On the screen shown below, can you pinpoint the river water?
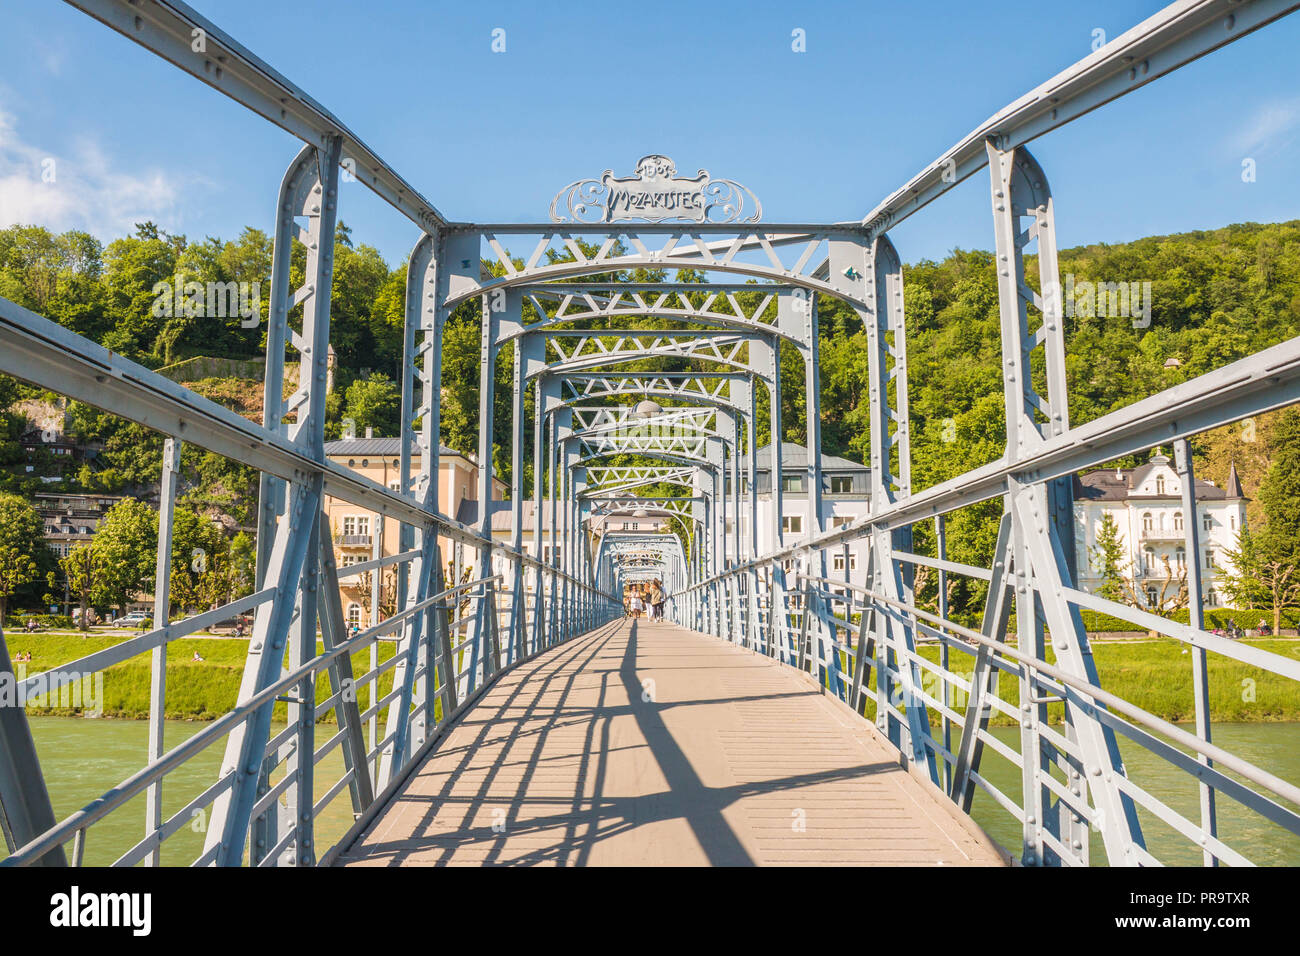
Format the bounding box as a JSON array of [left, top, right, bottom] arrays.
[[6, 717, 1299, 866]]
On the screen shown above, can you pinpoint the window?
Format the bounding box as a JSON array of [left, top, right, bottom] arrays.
[[342, 515, 371, 536], [1203, 513, 1213, 532], [781, 474, 804, 493], [832, 552, 858, 573], [1175, 548, 1185, 568], [1205, 549, 1215, 570], [1173, 511, 1183, 531], [388, 480, 402, 492], [832, 516, 853, 529], [1145, 586, 1158, 606], [1143, 548, 1155, 573], [829, 476, 852, 494], [347, 603, 363, 626], [1142, 512, 1153, 531], [1230, 515, 1236, 530], [1207, 589, 1218, 607], [341, 554, 365, 566], [1156, 475, 1165, 495], [782, 515, 803, 535]]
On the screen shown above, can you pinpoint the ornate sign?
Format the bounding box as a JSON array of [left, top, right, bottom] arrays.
[[550, 155, 762, 224]]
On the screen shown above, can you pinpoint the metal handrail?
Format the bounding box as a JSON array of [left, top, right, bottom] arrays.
[[0, 571, 618, 867], [795, 573, 1300, 810]]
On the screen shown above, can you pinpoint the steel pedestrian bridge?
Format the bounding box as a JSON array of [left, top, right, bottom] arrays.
[[2, 0, 1300, 868]]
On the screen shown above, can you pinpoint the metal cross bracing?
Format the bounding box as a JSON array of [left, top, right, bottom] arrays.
[[582, 466, 698, 498], [571, 406, 719, 435], [0, 0, 1298, 870], [545, 331, 757, 375]]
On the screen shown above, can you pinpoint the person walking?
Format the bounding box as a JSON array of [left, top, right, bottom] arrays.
[[629, 590, 644, 620], [652, 579, 666, 622], [647, 581, 663, 621]]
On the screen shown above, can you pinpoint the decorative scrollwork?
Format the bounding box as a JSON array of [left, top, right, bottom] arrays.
[[550, 155, 762, 224]]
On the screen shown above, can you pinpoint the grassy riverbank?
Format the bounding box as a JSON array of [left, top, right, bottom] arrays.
[[886, 637, 1300, 727], [6, 631, 1300, 725], [6, 631, 399, 722]]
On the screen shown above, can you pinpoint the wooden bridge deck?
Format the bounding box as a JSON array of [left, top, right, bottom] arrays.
[[335, 619, 1007, 867]]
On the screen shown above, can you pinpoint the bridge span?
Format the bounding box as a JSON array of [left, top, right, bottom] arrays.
[[2, 0, 1300, 873], [334, 620, 1004, 867]]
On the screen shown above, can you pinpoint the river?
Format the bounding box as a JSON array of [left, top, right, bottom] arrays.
[[6, 717, 1299, 866]]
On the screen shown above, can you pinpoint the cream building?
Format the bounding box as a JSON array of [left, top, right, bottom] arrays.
[[724, 442, 872, 586], [1073, 451, 1247, 610], [323, 436, 504, 628]]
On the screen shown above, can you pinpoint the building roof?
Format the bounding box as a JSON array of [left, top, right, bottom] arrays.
[[753, 442, 869, 473], [324, 437, 465, 459], [455, 500, 568, 533], [1075, 457, 1246, 503], [1225, 460, 1245, 498], [34, 492, 123, 501], [454, 499, 661, 533]]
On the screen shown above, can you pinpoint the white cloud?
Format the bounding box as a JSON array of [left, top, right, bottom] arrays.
[[1228, 98, 1300, 157], [0, 106, 199, 239], [37, 38, 68, 77]]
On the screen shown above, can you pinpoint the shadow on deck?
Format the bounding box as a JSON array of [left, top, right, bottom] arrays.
[[333, 619, 1007, 866]]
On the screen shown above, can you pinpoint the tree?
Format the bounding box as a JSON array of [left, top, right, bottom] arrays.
[[1132, 555, 1190, 618], [0, 493, 46, 621], [339, 373, 401, 438], [1221, 408, 1300, 634], [352, 568, 398, 622], [1256, 408, 1300, 560], [100, 223, 184, 362], [1222, 530, 1300, 636], [90, 498, 158, 615], [60, 543, 104, 631], [167, 510, 229, 616], [228, 532, 255, 602], [1089, 512, 1129, 603]]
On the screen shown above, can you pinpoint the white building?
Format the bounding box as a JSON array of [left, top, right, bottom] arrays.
[[724, 442, 872, 586], [1073, 452, 1246, 610]]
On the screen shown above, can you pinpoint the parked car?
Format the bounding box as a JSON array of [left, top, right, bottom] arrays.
[[113, 611, 151, 628], [214, 613, 254, 636]]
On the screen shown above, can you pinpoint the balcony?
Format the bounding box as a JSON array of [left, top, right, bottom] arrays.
[[1140, 527, 1185, 542], [336, 533, 372, 548]]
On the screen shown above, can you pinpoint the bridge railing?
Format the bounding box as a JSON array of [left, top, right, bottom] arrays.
[[671, 497, 1300, 866], [1, 558, 619, 868]]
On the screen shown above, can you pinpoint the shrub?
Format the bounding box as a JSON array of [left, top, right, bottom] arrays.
[[4, 613, 75, 630]]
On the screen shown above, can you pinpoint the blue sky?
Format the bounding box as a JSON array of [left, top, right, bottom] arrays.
[[1, 0, 1298, 268]]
